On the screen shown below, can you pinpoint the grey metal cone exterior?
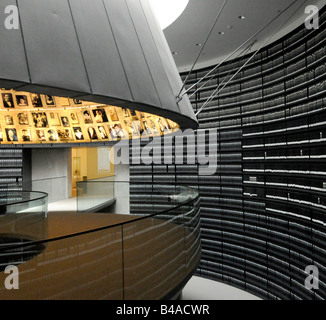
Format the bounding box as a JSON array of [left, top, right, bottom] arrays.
[[0, 0, 198, 130]]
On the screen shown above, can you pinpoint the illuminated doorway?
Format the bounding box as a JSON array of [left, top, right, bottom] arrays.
[[71, 146, 114, 197]]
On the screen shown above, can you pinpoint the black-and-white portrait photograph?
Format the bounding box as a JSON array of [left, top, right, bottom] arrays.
[[6, 128, 18, 142], [2, 93, 14, 108], [57, 129, 73, 141], [16, 95, 29, 107], [47, 129, 58, 142], [36, 130, 46, 141], [108, 108, 119, 122], [61, 116, 70, 127], [98, 126, 108, 139], [18, 113, 29, 125], [45, 95, 55, 106], [32, 112, 49, 128], [122, 108, 130, 118], [73, 127, 84, 140], [92, 109, 109, 123], [109, 123, 125, 140], [124, 120, 140, 138], [87, 127, 98, 140], [31, 93, 43, 108], [5, 115, 13, 125], [21, 129, 32, 142], [82, 110, 93, 124], [70, 112, 79, 124]]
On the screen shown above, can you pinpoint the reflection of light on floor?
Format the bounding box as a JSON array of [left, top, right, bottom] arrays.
[[48, 197, 77, 212], [48, 196, 115, 213], [182, 276, 261, 300], [17, 206, 45, 213]]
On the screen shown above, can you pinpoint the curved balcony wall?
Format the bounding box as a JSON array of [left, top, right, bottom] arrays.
[[130, 7, 326, 299], [0, 183, 201, 300]]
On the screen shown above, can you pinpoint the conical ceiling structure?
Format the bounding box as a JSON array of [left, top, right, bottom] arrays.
[[0, 0, 197, 145]]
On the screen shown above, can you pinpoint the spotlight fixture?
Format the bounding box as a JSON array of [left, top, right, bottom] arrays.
[[149, 0, 190, 30], [238, 15, 246, 20], [218, 31, 225, 35]]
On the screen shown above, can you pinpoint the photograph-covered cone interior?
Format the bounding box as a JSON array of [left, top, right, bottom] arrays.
[[0, 89, 179, 145]]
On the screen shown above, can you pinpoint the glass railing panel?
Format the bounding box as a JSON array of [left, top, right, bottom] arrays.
[[122, 215, 187, 300], [0, 192, 47, 242], [31, 177, 67, 204], [0, 191, 48, 284], [0, 183, 201, 300], [77, 181, 115, 212], [184, 197, 202, 274]]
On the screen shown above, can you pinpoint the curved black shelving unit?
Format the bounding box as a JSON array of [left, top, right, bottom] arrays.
[[130, 7, 326, 300]]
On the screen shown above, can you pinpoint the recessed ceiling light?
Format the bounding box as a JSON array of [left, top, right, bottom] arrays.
[[238, 15, 246, 20], [196, 43, 202, 46], [218, 31, 225, 35], [227, 25, 233, 29], [172, 51, 178, 55]]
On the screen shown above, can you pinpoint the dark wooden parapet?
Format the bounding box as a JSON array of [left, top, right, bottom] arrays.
[[0, 195, 200, 299]]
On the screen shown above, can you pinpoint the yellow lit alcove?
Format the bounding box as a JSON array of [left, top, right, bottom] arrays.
[[0, 89, 179, 145], [71, 147, 114, 197]]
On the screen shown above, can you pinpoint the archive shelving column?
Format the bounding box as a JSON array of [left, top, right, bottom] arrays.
[[130, 7, 326, 300], [0, 148, 24, 195]]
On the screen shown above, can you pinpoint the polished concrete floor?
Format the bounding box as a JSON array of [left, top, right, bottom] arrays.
[[48, 197, 78, 212]]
